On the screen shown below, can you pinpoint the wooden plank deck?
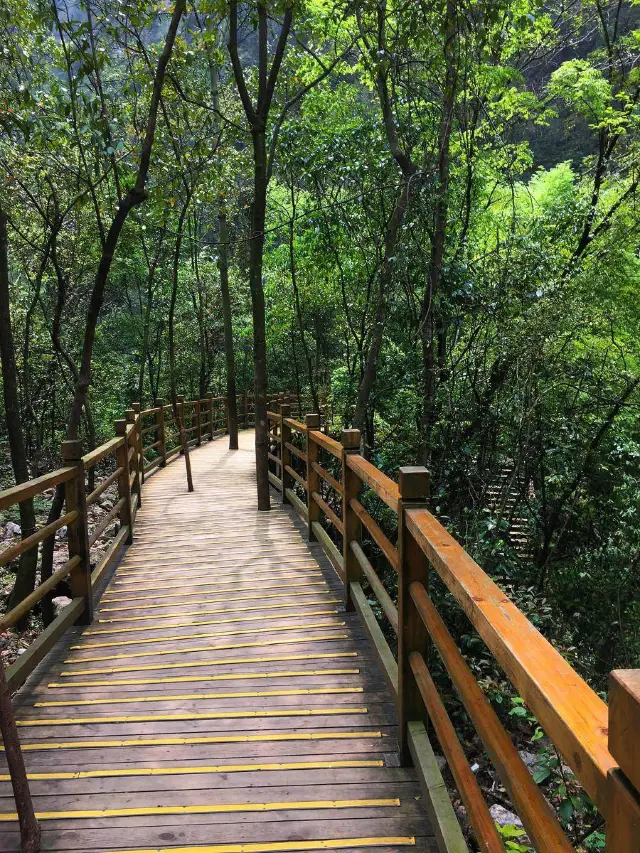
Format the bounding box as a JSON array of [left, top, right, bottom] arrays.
[[0, 432, 437, 853]]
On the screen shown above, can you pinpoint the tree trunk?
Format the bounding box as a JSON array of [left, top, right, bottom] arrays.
[[218, 209, 239, 449], [420, 0, 457, 465], [0, 208, 39, 617], [353, 179, 411, 443], [169, 196, 194, 493], [249, 128, 270, 510]]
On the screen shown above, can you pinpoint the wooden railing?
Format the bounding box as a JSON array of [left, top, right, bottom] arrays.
[[266, 404, 640, 852], [0, 389, 250, 852]]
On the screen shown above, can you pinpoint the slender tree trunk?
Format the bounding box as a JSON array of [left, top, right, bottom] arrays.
[[249, 128, 270, 510], [169, 195, 194, 493], [0, 208, 39, 616], [353, 179, 410, 442], [420, 0, 457, 465], [218, 209, 239, 449]]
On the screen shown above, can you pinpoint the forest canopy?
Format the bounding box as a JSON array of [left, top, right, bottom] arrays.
[[1, 0, 639, 815]]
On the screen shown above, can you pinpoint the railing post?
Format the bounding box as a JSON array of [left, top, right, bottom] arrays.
[[0, 664, 40, 853], [131, 403, 144, 486], [155, 398, 167, 466], [397, 465, 431, 764], [195, 399, 202, 446], [281, 404, 292, 504], [606, 670, 640, 850], [114, 420, 134, 544], [208, 394, 215, 440], [61, 439, 92, 624], [341, 429, 362, 610], [126, 409, 142, 503], [305, 413, 321, 541]]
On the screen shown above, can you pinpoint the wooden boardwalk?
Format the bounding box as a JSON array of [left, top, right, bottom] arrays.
[[1, 433, 436, 853]]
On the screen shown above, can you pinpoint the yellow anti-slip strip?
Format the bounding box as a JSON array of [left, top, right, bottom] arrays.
[[0, 798, 401, 822], [64, 633, 349, 665], [114, 568, 320, 586], [86, 608, 340, 636], [48, 667, 360, 688], [102, 839, 415, 853], [59, 651, 358, 677], [109, 572, 320, 594], [12, 730, 383, 753], [2, 759, 384, 782], [36, 686, 364, 707], [102, 580, 326, 605], [98, 594, 338, 621], [17, 707, 368, 727], [100, 589, 333, 614], [71, 620, 345, 651]]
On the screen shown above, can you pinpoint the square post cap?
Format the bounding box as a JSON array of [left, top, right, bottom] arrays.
[[305, 413, 320, 429], [125, 409, 136, 422], [132, 402, 141, 412], [114, 419, 127, 436], [341, 429, 361, 451], [280, 403, 291, 416], [399, 466, 430, 500], [154, 398, 164, 406], [61, 439, 83, 461]]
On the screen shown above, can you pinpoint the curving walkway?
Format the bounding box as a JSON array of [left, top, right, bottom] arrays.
[[0, 432, 436, 853]]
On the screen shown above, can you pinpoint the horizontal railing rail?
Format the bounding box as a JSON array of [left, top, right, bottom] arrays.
[[264, 400, 640, 852]]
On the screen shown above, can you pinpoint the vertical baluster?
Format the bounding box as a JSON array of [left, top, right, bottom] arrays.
[[341, 428, 362, 608], [155, 398, 167, 466], [114, 420, 134, 543], [61, 440, 92, 624], [195, 399, 202, 446], [126, 409, 142, 503], [207, 393, 214, 440], [131, 403, 144, 486], [305, 413, 320, 541], [397, 465, 431, 763]]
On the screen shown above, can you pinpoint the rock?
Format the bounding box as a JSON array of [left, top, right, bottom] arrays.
[[490, 804, 523, 828], [518, 751, 537, 768], [52, 596, 72, 616], [3, 521, 21, 537], [56, 526, 68, 540]]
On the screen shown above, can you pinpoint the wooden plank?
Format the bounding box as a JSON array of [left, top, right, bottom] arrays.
[[309, 430, 342, 459], [311, 522, 344, 581], [0, 510, 78, 568], [82, 437, 124, 470], [6, 598, 85, 692], [0, 555, 80, 631], [312, 461, 343, 495], [405, 506, 614, 811], [285, 488, 308, 523], [0, 467, 76, 512], [346, 456, 399, 513], [407, 722, 467, 853], [91, 525, 131, 589], [350, 582, 397, 700], [313, 492, 344, 535], [351, 541, 398, 633], [410, 582, 572, 851], [409, 652, 503, 852], [350, 499, 398, 572]]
